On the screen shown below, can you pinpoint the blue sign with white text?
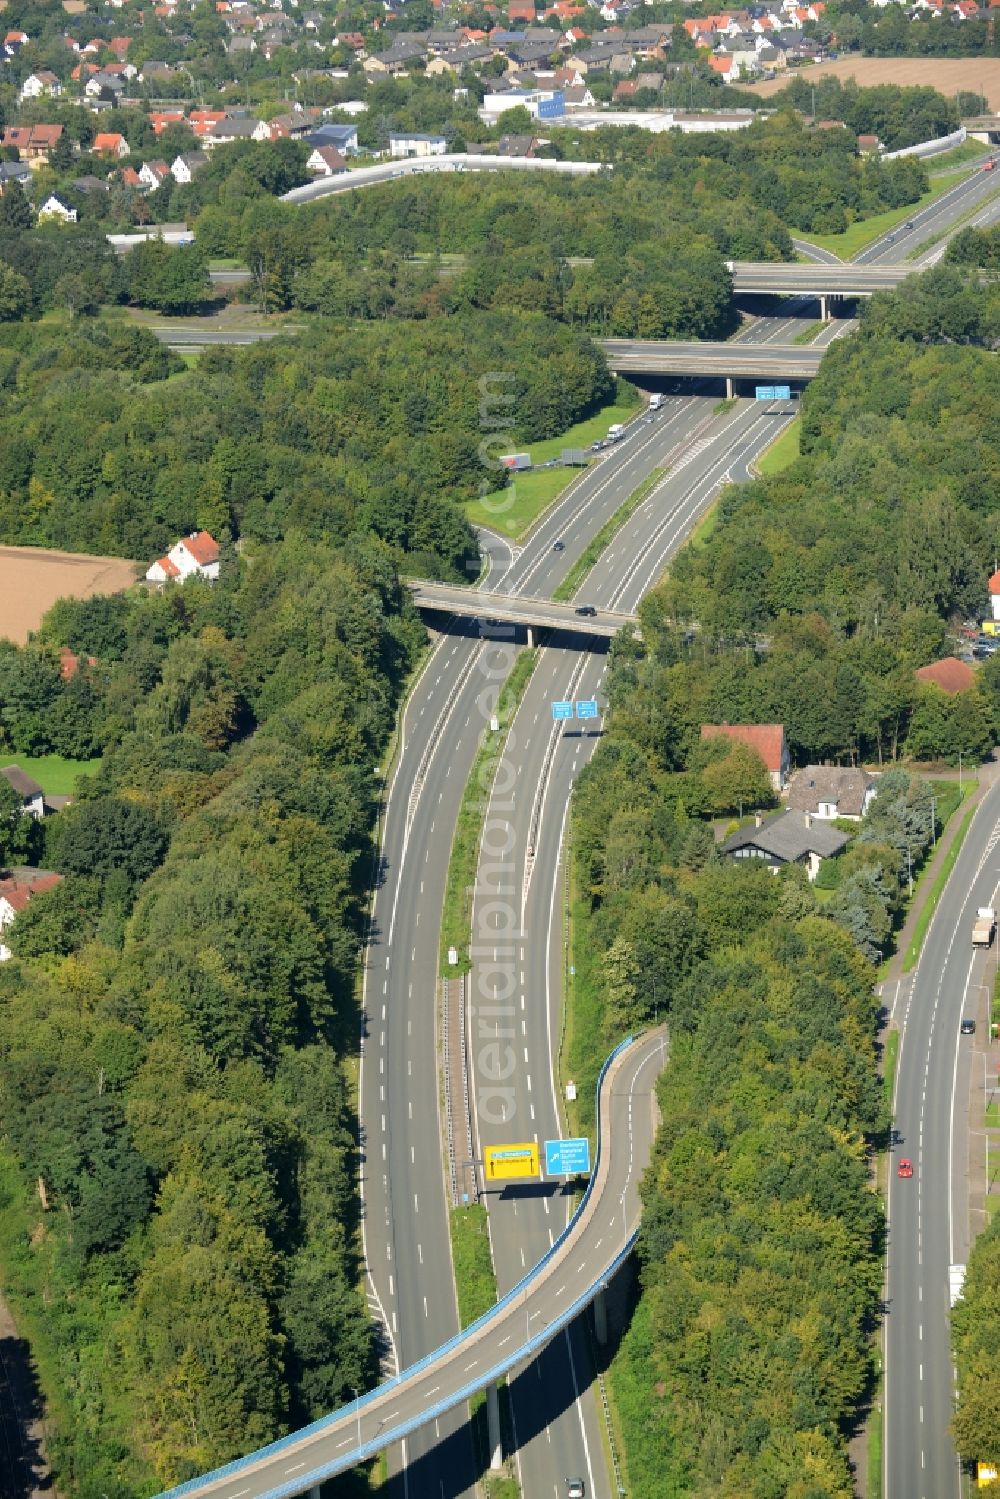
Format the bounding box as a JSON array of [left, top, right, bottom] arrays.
[[576, 699, 599, 720], [756, 385, 791, 402], [544, 1137, 592, 1176], [551, 700, 573, 721]]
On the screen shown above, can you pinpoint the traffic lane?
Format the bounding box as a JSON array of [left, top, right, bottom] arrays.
[[886, 786, 1000, 1499], [587, 406, 792, 612], [467, 644, 611, 1497], [858, 166, 996, 264], [155, 1031, 667, 1499], [502, 396, 717, 601]]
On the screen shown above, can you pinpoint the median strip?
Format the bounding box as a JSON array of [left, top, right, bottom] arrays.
[[552, 467, 668, 604], [439, 649, 538, 977]]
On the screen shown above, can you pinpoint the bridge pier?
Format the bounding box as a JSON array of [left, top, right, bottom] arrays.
[[310, 1486, 322, 1498], [820, 294, 829, 321], [725, 376, 733, 400], [487, 1381, 503, 1470], [527, 625, 536, 648], [593, 1287, 608, 1346]]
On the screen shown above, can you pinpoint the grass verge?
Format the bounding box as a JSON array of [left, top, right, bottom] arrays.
[[754, 418, 801, 477], [439, 649, 538, 977], [449, 1204, 497, 1328], [867, 1390, 883, 1499], [882, 1029, 900, 1120], [901, 783, 975, 973], [467, 389, 644, 541], [7, 753, 101, 796], [552, 466, 667, 603], [798, 165, 983, 260], [792, 321, 825, 345], [563, 869, 609, 1143]]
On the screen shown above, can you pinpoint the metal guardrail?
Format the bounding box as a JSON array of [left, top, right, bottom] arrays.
[[157, 1033, 641, 1498]]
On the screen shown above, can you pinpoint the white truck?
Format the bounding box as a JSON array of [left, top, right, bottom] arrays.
[[607, 423, 625, 442], [972, 906, 995, 947], [648, 393, 664, 410]]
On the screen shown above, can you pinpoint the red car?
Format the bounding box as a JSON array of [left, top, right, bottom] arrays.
[[897, 1158, 913, 1179]]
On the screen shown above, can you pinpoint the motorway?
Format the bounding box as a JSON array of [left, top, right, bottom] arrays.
[[358, 377, 792, 1499], [885, 784, 1000, 1499]]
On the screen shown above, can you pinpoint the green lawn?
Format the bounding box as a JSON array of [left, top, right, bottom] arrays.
[[467, 389, 644, 540], [5, 754, 100, 797], [755, 418, 801, 477], [207, 258, 248, 271], [448, 1205, 497, 1329], [927, 138, 989, 175], [798, 165, 983, 260], [901, 785, 975, 972]]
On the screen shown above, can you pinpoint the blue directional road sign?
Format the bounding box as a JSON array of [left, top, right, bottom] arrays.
[[755, 385, 776, 401], [551, 700, 573, 721], [772, 385, 791, 400], [576, 699, 599, 720], [544, 1137, 592, 1176]]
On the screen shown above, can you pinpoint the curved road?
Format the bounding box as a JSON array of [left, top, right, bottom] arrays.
[[156, 1030, 666, 1499]]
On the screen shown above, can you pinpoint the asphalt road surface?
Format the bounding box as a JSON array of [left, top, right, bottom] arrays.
[[885, 783, 1000, 1499], [155, 1031, 667, 1499]]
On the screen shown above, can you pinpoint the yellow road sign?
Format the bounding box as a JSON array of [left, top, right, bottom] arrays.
[[483, 1142, 539, 1181], [978, 1462, 999, 1488]]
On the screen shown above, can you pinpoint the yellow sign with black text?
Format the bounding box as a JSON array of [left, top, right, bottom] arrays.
[[483, 1143, 540, 1181], [977, 1462, 998, 1489]]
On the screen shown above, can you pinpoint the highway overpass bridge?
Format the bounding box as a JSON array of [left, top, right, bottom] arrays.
[[155, 1031, 666, 1499], [600, 338, 823, 392], [409, 579, 640, 642], [729, 259, 911, 310]]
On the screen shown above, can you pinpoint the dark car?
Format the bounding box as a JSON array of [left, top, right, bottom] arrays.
[[575, 605, 597, 617], [961, 1017, 976, 1035], [567, 1482, 585, 1499], [903, 220, 914, 230], [590, 441, 604, 452], [553, 540, 565, 552]]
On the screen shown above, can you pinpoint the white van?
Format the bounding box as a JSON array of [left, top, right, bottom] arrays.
[[648, 394, 663, 410]]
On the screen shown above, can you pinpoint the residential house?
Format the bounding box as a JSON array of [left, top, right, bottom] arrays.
[[138, 159, 171, 189], [37, 194, 77, 221], [146, 530, 221, 584], [20, 69, 63, 101], [563, 82, 595, 106], [305, 144, 347, 175], [0, 768, 45, 820], [121, 166, 144, 188], [0, 869, 63, 961], [722, 809, 848, 881], [700, 722, 791, 791], [1, 124, 64, 164], [0, 160, 32, 194], [785, 765, 878, 821], [84, 72, 127, 101], [93, 131, 130, 158], [203, 117, 262, 148], [149, 110, 186, 134], [914, 657, 977, 695], [306, 122, 358, 153], [389, 131, 448, 156], [170, 151, 208, 182], [479, 132, 543, 155], [987, 564, 1000, 622]]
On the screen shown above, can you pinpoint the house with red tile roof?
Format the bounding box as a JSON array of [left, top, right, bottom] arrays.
[[701, 723, 790, 790], [0, 869, 63, 960], [1, 123, 63, 161], [146, 531, 221, 584], [914, 658, 977, 696], [93, 132, 129, 158]]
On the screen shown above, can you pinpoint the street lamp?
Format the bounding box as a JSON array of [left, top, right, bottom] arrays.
[[350, 1387, 361, 1451]]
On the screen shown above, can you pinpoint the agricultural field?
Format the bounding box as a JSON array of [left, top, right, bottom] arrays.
[[0, 547, 139, 645], [748, 57, 1000, 110]]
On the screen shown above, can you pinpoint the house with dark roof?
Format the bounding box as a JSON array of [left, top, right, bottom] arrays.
[[700, 723, 790, 791], [785, 765, 877, 821], [723, 808, 848, 880], [1, 767, 45, 819]]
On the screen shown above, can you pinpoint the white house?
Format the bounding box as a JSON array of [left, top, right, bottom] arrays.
[[146, 530, 221, 584], [19, 69, 63, 101], [37, 194, 78, 223], [0, 767, 45, 819], [785, 766, 878, 821], [170, 152, 208, 183], [389, 132, 448, 157], [0, 870, 63, 961], [138, 160, 171, 190], [306, 145, 347, 175]]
